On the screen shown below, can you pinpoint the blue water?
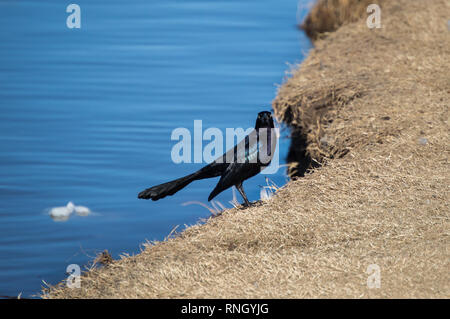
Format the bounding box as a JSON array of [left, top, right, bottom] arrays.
[[0, 0, 311, 297]]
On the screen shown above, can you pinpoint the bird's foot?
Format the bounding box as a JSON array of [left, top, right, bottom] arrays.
[[240, 200, 261, 208]]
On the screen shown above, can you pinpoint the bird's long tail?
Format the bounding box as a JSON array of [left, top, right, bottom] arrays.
[[138, 163, 224, 201], [138, 172, 198, 201]]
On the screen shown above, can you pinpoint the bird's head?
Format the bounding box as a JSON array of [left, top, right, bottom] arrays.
[[255, 111, 274, 130]]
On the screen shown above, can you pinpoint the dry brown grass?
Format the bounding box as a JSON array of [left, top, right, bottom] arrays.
[[43, 0, 449, 298], [277, 0, 450, 175], [301, 0, 387, 40]]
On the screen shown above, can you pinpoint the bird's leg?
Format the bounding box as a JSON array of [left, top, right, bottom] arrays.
[[236, 182, 251, 207]]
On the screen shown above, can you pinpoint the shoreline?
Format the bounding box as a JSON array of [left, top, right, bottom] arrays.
[[44, 0, 449, 298]]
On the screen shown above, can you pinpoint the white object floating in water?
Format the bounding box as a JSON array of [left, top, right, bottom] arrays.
[[49, 201, 75, 221], [49, 201, 91, 221], [74, 205, 90, 216]]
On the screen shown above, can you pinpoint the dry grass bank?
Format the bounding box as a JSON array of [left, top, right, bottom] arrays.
[[301, 0, 387, 40], [43, 0, 449, 298]]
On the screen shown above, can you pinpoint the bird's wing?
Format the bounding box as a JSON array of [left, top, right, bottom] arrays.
[[214, 130, 256, 164], [208, 162, 258, 201], [208, 162, 239, 201]]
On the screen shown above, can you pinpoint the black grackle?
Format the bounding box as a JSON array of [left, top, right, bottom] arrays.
[[138, 111, 277, 206]]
